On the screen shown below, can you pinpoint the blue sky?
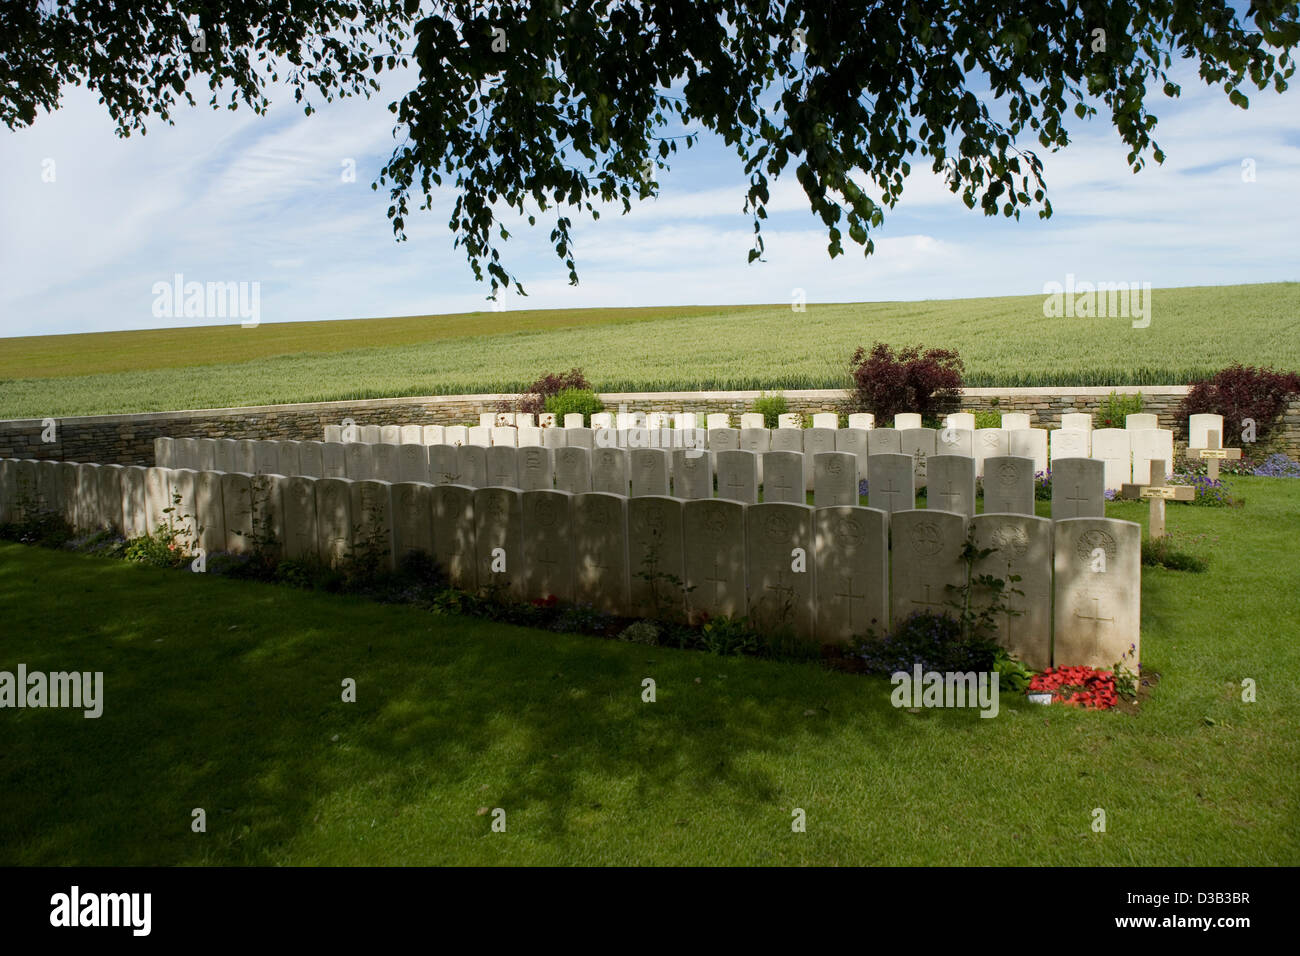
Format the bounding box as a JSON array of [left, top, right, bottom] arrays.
[[0, 45, 1296, 339]]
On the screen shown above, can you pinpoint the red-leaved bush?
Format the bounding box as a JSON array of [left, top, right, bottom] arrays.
[[847, 343, 964, 425], [500, 367, 591, 416], [1178, 364, 1300, 447]]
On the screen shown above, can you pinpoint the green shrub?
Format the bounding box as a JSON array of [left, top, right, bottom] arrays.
[[1095, 390, 1144, 429], [618, 621, 661, 645], [972, 409, 1002, 429], [752, 392, 788, 429], [699, 615, 762, 656], [544, 387, 604, 426]]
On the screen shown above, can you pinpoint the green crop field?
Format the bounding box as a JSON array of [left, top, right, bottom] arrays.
[[1, 282, 1297, 419]]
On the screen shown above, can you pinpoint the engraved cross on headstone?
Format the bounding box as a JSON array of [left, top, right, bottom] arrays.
[[1073, 596, 1115, 658], [833, 574, 864, 627], [910, 583, 946, 611]]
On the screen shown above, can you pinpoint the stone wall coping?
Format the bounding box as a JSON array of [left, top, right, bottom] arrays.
[[0, 385, 1192, 427]]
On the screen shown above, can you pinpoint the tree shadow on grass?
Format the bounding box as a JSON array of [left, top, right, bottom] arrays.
[[0, 543, 1000, 865]]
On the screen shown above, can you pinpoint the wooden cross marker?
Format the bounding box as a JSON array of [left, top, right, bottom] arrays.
[[1120, 459, 1193, 539], [1187, 429, 1241, 481]]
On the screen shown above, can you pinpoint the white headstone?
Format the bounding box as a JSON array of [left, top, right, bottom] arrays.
[[973, 428, 1008, 479], [431, 484, 476, 589], [572, 492, 630, 614], [400, 425, 423, 445], [814, 505, 889, 642], [936, 427, 973, 458], [706, 413, 731, 430], [253, 439, 279, 475], [716, 449, 758, 504], [867, 454, 915, 514], [282, 475, 319, 561], [192, 469, 223, 551], [324, 424, 343, 443], [345, 442, 373, 481], [542, 427, 566, 451], [1189, 414, 1224, 450], [1008, 428, 1048, 476], [521, 489, 574, 603], [894, 413, 922, 430], [491, 426, 518, 448], [391, 481, 433, 565], [1125, 413, 1158, 431], [777, 413, 802, 429], [1050, 428, 1091, 462], [466, 425, 491, 447], [1053, 518, 1141, 669], [761, 451, 805, 504], [479, 413, 498, 428], [276, 440, 301, 478], [847, 413, 875, 430], [813, 452, 858, 507], [866, 427, 901, 456], [359, 424, 381, 444], [739, 413, 765, 430], [517, 446, 553, 492], [563, 413, 585, 429], [972, 514, 1053, 670], [554, 447, 593, 494], [444, 425, 468, 446], [591, 412, 614, 430], [770, 428, 803, 453], [372, 443, 400, 483], [456, 444, 488, 488], [517, 426, 543, 448], [1130, 428, 1174, 485], [899, 427, 936, 487], [565, 427, 594, 450], [214, 439, 238, 474], [351, 481, 395, 572], [1061, 413, 1093, 432], [486, 445, 519, 488], [398, 444, 429, 483], [944, 412, 977, 431], [322, 442, 347, 479], [836, 428, 870, 481], [981, 456, 1036, 515], [745, 502, 816, 639], [1000, 412, 1031, 431], [196, 439, 217, 472], [1091, 428, 1132, 491], [315, 477, 353, 567], [591, 446, 630, 496], [422, 424, 446, 445], [298, 441, 325, 478], [1050, 457, 1106, 519], [112, 465, 145, 538], [630, 448, 671, 497], [671, 448, 712, 499], [628, 496, 686, 619], [473, 487, 522, 597], [812, 412, 839, 429], [925, 455, 976, 517], [889, 510, 968, 628], [682, 498, 747, 623]]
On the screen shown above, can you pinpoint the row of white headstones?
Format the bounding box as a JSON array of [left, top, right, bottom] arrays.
[[157, 435, 1114, 520], [0, 457, 1138, 671], [321, 412, 1228, 492]]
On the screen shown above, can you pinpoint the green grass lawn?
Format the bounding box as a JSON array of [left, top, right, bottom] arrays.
[[2, 282, 1297, 418], [1, 477, 1296, 865]]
